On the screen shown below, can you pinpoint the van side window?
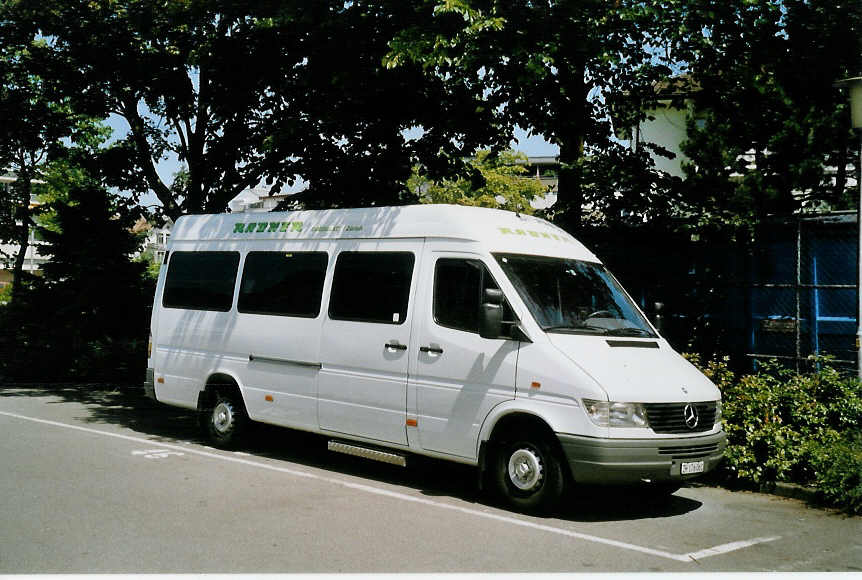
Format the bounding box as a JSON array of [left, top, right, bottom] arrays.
[[163, 251, 240, 311], [434, 258, 512, 333], [238, 251, 328, 317], [329, 252, 414, 324]]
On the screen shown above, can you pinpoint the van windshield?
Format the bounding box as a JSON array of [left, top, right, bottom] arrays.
[[494, 253, 656, 337]]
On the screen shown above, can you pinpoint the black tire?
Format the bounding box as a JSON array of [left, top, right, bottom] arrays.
[[492, 436, 565, 513], [200, 389, 247, 449]]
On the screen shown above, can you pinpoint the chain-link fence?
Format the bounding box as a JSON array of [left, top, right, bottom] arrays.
[[748, 213, 858, 372], [583, 212, 859, 374]]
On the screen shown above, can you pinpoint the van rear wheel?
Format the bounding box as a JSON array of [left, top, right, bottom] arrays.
[[200, 390, 247, 449], [492, 436, 564, 513]]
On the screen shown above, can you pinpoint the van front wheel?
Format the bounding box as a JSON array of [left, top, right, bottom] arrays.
[[493, 437, 564, 512], [201, 391, 247, 449]]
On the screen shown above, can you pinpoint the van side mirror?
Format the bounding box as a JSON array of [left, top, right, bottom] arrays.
[[479, 288, 504, 339]]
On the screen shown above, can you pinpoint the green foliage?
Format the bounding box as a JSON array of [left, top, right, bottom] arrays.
[[388, 0, 861, 232], [0, 32, 111, 303], [0, 185, 154, 382], [1, 0, 500, 217], [687, 354, 862, 513], [810, 433, 862, 515], [2, 0, 856, 231], [411, 150, 546, 214], [672, 1, 861, 225], [134, 248, 163, 282], [387, 0, 682, 230]]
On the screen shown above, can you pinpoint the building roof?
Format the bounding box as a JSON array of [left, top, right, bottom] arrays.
[[652, 75, 702, 99]]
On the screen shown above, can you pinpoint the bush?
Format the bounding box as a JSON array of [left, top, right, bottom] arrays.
[[688, 354, 862, 513], [0, 186, 154, 383], [810, 433, 862, 515]]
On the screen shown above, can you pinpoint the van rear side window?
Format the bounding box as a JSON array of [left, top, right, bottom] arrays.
[[163, 251, 240, 311], [238, 251, 328, 317], [329, 252, 414, 324]]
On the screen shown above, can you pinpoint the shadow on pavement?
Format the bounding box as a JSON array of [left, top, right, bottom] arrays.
[[0, 384, 702, 523]]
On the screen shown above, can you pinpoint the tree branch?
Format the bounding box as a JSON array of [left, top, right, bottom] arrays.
[[120, 96, 181, 219], [186, 65, 209, 212], [171, 116, 189, 164]]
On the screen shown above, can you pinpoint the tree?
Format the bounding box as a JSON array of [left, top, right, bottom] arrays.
[[0, 184, 153, 381], [409, 150, 546, 214], [2, 0, 501, 218], [0, 0, 288, 219], [387, 0, 680, 231], [269, 1, 510, 210], [668, 0, 862, 228], [0, 38, 105, 301]]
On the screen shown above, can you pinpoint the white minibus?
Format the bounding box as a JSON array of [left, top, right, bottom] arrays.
[[145, 204, 725, 511]]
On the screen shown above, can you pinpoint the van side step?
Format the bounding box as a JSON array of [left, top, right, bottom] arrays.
[[327, 440, 407, 467]]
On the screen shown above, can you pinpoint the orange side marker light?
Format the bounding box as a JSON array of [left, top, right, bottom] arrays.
[[265, 395, 274, 402], [406, 418, 418, 427], [531, 381, 541, 389]]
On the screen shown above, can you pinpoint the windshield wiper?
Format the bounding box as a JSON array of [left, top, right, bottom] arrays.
[[543, 324, 607, 334], [605, 327, 656, 337]]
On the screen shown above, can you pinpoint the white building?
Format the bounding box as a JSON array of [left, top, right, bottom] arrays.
[[228, 187, 297, 213], [521, 156, 559, 210], [136, 217, 174, 266], [0, 173, 49, 289], [627, 76, 702, 179]]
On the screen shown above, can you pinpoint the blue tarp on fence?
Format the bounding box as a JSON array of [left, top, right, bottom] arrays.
[[748, 213, 858, 370]]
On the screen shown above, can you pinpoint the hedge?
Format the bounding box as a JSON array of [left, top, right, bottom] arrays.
[[688, 354, 862, 514]]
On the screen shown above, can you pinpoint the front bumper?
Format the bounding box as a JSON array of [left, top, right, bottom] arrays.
[[558, 430, 726, 485], [144, 367, 156, 400]]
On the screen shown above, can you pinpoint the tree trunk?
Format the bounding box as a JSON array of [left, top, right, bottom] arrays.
[[553, 52, 587, 234], [10, 180, 33, 303], [556, 144, 583, 232]]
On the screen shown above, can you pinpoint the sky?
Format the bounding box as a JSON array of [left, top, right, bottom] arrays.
[[107, 114, 560, 210]]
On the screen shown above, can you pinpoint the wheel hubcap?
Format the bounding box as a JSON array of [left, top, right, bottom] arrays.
[[212, 402, 233, 433], [508, 447, 544, 491]]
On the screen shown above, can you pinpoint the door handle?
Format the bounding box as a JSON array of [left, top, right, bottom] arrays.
[[385, 342, 408, 351], [420, 345, 444, 355]]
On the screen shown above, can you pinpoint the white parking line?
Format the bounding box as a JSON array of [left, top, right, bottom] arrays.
[[0, 410, 779, 562], [685, 536, 782, 561]]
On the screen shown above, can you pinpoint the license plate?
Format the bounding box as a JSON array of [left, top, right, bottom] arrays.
[[681, 461, 705, 475]]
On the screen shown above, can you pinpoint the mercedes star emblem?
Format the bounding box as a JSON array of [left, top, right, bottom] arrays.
[[683, 404, 699, 429]]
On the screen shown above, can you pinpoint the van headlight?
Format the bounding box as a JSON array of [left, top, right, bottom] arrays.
[[583, 399, 649, 428]]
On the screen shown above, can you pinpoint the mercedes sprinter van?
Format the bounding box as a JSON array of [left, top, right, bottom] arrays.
[[145, 204, 725, 511]]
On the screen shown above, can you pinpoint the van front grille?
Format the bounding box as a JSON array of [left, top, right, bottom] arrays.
[[644, 402, 717, 434], [657, 443, 720, 459]]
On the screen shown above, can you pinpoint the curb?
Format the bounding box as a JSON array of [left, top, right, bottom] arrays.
[[763, 482, 819, 503], [689, 477, 820, 505]]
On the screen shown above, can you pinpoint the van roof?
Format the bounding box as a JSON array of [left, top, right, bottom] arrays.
[[170, 204, 599, 262]]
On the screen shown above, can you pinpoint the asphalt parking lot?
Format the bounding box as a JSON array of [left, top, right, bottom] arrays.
[[0, 386, 859, 573]]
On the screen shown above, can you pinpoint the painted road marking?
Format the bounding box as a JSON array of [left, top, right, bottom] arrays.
[[686, 536, 783, 561], [0, 409, 779, 562], [132, 449, 186, 459]]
